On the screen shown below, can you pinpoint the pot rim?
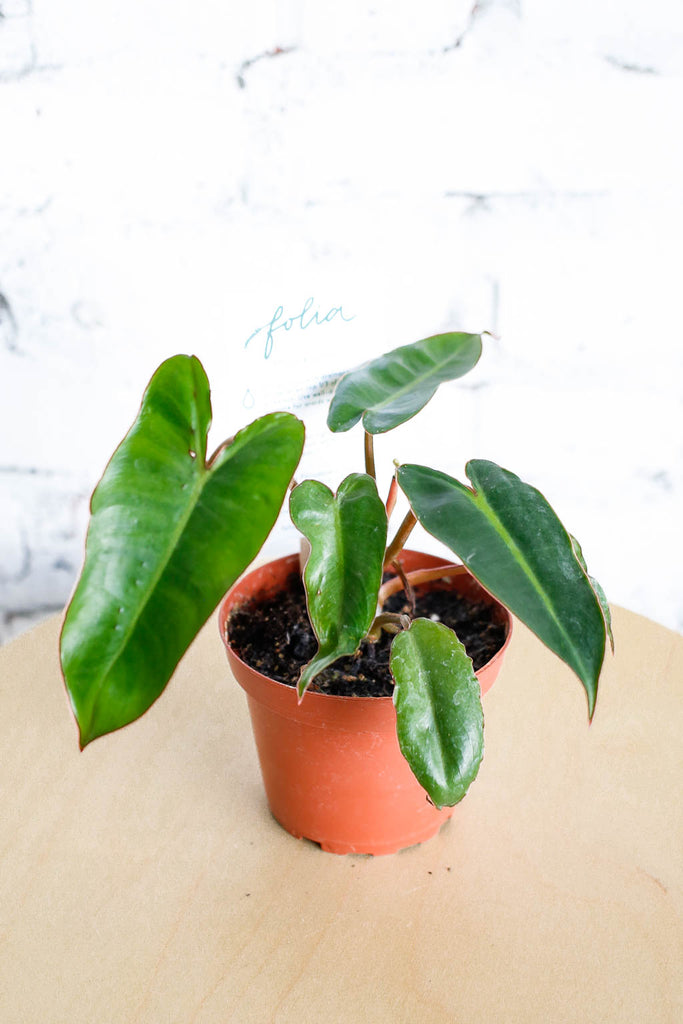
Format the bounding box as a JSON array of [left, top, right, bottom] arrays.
[[219, 550, 513, 707]]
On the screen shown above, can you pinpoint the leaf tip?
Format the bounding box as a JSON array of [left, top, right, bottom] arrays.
[[296, 675, 310, 703], [75, 704, 104, 750], [78, 726, 94, 752]]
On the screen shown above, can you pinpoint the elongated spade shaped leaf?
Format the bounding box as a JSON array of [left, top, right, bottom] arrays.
[[391, 618, 484, 809], [327, 332, 483, 435], [61, 355, 304, 747], [398, 460, 608, 719], [290, 473, 387, 696]]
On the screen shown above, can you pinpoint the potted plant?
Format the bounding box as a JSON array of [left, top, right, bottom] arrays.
[[61, 331, 612, 855]]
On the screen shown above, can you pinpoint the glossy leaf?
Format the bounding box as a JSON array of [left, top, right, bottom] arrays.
[[398, 459, 607, 718], [390, 618, 484, 809], [61, 355, 305, 747], [327, 332, 483, 435], [290, 473, 387, 696], [570, 535, 614, 653]]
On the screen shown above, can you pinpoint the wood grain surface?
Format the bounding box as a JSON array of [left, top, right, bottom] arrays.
[[0, 605, 680, 1023]]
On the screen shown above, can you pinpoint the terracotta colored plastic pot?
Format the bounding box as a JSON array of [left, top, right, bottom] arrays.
[[219, 551, 512, 856]]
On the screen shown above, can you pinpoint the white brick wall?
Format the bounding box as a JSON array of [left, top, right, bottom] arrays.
[[1, 0, 682, 642]]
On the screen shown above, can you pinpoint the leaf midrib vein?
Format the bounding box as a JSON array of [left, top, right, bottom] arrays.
[[362, 346, 461, 420], [472, 487, 592, 681], [83, 461, 210, 736]]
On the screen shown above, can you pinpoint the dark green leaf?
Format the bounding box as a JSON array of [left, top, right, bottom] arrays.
[[398, 459, 607, 718], [327, 332, 483, 435], [61, 354, 304, 747], [390, 618, 484, 809], [570, 535, 614, 653], [290, 473, 387, 696]]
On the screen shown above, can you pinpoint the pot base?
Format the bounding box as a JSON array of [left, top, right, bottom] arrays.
[[281, 814, 453, 856], [243, 687, 456, 856]]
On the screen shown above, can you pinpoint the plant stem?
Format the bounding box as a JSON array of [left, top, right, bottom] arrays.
[[384, 509, 417, 566], [389, 558, 416, 615], [385, 475, 398, 519], [378, 564, 462, 607], [367, 611, 412, 642], [364, 430, 376, 479]]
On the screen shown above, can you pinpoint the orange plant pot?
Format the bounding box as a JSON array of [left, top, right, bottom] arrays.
[[219, 551, 512, 856]]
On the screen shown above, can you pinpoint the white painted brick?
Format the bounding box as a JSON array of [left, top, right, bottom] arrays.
[[0, 3, 33, 79], [31, 0, 282, 68], [237, 48, 680, 207], [295, 1, 473, 54], [0, 471, 91, 642], [1, 1, 682, 640], [524, 0, 683, 75], [1, 2, 32, 16]]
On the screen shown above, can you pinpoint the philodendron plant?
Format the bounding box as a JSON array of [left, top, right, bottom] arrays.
[[61, 331, 612, 808]]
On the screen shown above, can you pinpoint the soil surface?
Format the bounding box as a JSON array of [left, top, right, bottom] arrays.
[[227, 571, 507, 698]]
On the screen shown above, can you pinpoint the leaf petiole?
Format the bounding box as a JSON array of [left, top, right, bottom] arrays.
[[384, 509, 417, 566], [378, 564, 462, 607], [364, 430, 376, 479], [385, 474, 398, 519], [366, 611, 411, 642]]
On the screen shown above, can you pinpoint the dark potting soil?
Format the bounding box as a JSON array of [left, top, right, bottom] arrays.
[[227, 571, 507, 698]]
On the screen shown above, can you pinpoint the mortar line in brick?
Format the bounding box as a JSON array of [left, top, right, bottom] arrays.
[[444, 190, 608, 201], [0, 291, 19, 352], [604, 55, 659, 75], [442, 0, 521, 54], [236, 45, 296, 89], [0, 533, 31, 585], [4, 602, 63, 624], [0, 465, 62, 476], [0, 0, 40, 82]]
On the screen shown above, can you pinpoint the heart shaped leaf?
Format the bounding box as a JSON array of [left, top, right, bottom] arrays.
[[61, 355, 305, 747], [390, 618, 484, 809], [327, 332, 483, 435], [398, 459, 608, 719], [290, 473, 387, 696]]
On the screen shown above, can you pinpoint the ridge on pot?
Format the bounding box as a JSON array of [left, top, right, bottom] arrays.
[[220, 552, 512, 856]]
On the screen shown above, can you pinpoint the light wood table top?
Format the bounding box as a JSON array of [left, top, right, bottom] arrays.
[[1, 605, 681, 1023]]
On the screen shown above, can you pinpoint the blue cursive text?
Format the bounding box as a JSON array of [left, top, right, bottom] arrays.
[[244, 297, 355, 358]]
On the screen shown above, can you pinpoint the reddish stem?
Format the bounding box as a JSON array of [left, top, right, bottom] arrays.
[[390, 558, 416, 615], [378, 564, 462, 607], [385, 476, 398, 519], [383, 509, 417, 567]]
